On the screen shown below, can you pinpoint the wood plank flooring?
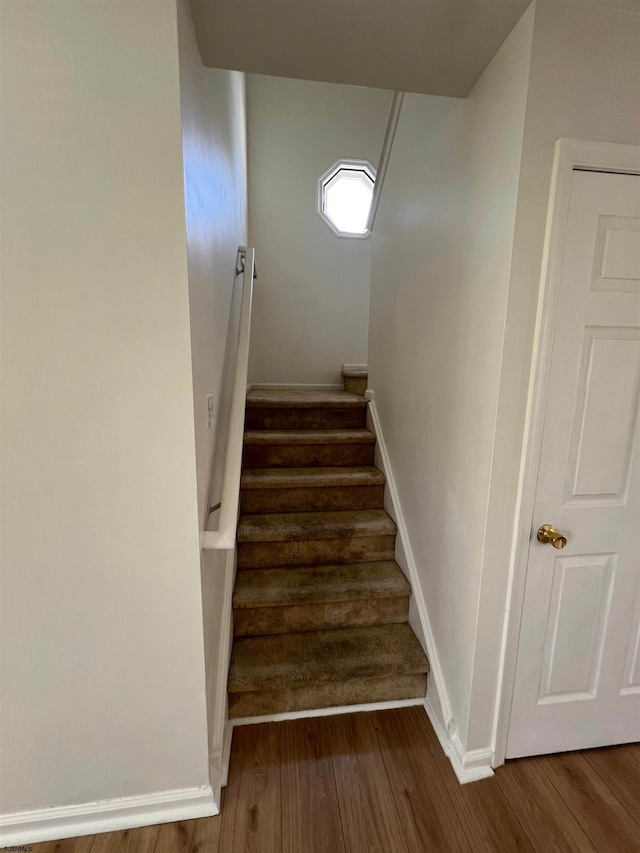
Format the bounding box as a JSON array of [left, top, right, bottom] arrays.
[[26, 706, 640, 853]]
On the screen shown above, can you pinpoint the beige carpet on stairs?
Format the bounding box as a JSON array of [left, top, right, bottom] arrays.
[[227, 386, 429, 718]]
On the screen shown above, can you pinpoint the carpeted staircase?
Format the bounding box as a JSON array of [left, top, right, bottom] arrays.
[[227, 386, 430, 718]]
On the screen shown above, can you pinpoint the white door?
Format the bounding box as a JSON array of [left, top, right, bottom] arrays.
[[507, 168, 640, 758]]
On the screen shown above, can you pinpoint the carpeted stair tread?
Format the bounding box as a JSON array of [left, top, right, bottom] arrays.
[[229, 674, 427, 718], [233, 561, 410, 609], [233, 596, 409, 637], [244, 429, 375, 446], [241, 466, 385, 490], [342, 368, 368, 396], [228, 623, 429, 693], [247, 389, 367, 408], [237, 509, 396, 542], [243, 429, 376, 468]]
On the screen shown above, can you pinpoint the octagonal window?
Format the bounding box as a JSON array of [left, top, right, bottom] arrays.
[[318, 160, 376, 238]]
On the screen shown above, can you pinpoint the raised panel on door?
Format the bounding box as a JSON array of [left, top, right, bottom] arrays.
[[564, 328, 640, 505], [591, 215, 640, 292], [622, 591, 640, 696], [538, 553, 616, 703]]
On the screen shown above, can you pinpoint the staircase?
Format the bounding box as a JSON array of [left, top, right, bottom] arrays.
[[227, 387, 429, 718]]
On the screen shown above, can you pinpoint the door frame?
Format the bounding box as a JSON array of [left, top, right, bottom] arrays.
[[493, 138, 640, 767]]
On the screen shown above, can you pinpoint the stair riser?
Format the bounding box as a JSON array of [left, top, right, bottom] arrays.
[[237, 534, 396, 569], [233, 596, 409, 637], [229, 673, 427, 718], [245, 408, 366, 431], [243, 443, 375, 468], [240, 484, 384, 514], [343, 376, 367, 396]]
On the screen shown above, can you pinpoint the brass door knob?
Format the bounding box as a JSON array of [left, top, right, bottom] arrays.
[[537, 524, 567, 549]]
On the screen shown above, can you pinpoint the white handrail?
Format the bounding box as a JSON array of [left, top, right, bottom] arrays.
[[202, 246, 255, 550], [367, 91, 404, 233]]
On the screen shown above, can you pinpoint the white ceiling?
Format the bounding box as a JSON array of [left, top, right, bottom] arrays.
[[190, 0, 534, 97]]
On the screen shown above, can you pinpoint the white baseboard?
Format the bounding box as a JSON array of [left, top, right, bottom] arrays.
[[424, 694, 450, 753], [231, 696, 424, 727], [424, 696, 494, 784], [366, 396, 452, 728], [424, 679, 447, 740], [206, 549, 236, 799], [246, 382, 343, 392], [449, 735, 494, 784], [208, 721, 234, 806], [367, 395, 496, 785], [220, 720, 234, 787], [0, 785, 217, 847]]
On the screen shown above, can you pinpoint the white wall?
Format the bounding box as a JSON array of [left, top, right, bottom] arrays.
[[367, 8, 534, 747], [177, 0, 248, 534], [0, 0, 209, 818], [176, 0, 248, 796], [468, 0, 640, 753], [247, 75, 391, 387]]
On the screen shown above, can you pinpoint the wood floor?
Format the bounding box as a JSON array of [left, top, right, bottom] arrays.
[[28, 706, 640, 853]]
